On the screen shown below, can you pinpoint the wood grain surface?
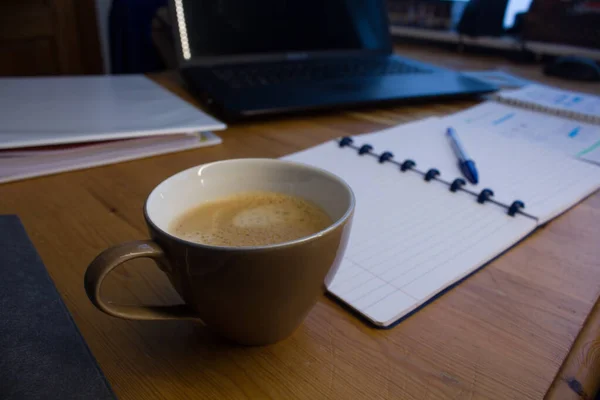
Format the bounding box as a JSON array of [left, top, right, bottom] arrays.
[[547, 296, 600, 400], [1, 43, 599, 400]]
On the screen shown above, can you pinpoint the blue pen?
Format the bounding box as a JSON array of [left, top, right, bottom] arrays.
[[446, 127, 479, 185]]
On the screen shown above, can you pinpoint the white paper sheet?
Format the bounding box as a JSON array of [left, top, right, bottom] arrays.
[[448, 102, 600, 164], [0, 75, 226, 150], [0, 132, 221, 184], [355, 118, 600, 224], [284, 138, 536, 326]]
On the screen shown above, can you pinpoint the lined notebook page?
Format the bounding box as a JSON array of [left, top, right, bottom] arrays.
[[359, 118, 600, 224], [284, 141, 536, 327]]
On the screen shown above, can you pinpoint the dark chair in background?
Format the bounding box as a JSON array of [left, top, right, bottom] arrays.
[[457, 0, 510, 37], [109, 0, 167, 74]]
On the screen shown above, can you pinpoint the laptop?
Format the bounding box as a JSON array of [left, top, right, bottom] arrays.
[[169, 0, 496, 120]]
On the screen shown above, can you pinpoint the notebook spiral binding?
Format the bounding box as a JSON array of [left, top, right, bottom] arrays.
[[494, 96, 600, 125], [339, 136, 527, 217]]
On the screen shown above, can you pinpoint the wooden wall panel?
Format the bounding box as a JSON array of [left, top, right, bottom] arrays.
[[0, 39, 59, 75], [0, 0, 103, 76]]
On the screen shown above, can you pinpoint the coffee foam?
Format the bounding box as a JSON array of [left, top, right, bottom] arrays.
[[170, 191, 332, 247]]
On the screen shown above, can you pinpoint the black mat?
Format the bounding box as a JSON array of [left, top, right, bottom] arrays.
[[0, 215, 117, 400]]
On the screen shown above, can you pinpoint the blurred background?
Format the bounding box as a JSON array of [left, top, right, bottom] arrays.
[[1, 0, 599, 76]]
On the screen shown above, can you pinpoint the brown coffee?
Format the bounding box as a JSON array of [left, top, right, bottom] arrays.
[[170, 191, 333, 247]]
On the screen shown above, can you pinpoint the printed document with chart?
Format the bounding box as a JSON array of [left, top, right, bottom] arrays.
[[449, 102, 600, 164]]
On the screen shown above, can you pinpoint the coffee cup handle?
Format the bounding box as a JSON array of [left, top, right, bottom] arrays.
[[84, 240, 200, 321]]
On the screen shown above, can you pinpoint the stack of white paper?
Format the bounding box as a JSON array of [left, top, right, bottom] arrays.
[[0, 75, 226, 183], [0, 132, 221, 184]]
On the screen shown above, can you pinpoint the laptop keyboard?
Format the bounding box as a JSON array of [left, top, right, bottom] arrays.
[[210, 59, 431, 89]]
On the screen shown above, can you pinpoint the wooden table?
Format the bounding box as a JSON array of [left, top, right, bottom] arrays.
[[2, 43, 600, 400]]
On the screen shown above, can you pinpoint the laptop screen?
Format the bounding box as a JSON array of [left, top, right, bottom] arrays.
[[175, 0, 392, 62]]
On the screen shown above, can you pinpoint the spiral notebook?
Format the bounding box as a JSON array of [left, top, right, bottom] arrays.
[[493, 84, 600, 125], [283, 118, 600, 327]]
